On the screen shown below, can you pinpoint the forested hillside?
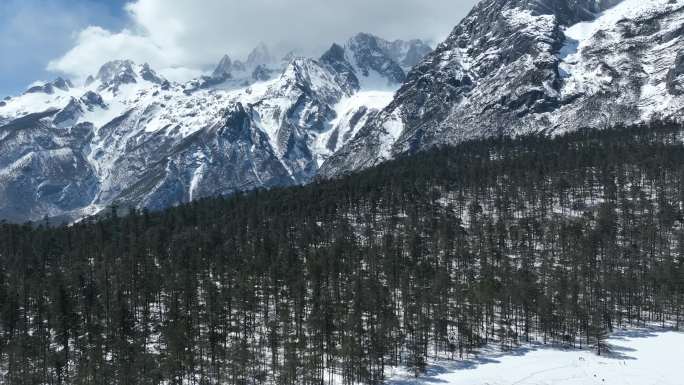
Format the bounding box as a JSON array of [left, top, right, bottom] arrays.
[[1, 122, 683, 385]]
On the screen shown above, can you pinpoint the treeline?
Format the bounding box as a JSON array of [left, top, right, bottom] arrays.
[[1, 122, 683, 385]]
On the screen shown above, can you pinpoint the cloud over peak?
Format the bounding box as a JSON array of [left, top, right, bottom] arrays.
[[47, 0, 479, 83]]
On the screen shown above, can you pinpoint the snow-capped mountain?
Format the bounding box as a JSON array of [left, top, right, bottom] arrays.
[[0, 36, 431, 222], [321, 33, 433, 89], [320, 0, 684, 176], [8, 0, 680, 222]]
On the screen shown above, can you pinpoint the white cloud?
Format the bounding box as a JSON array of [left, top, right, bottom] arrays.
[[0, 0, 121, 94], [48, 27, 168, 81], [157, 67, 206, 83], [48, 0, 479, 82]]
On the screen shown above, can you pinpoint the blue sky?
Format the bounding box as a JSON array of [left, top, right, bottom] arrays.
[[0, 0, 478, 97], [0, 0, 127, 96]]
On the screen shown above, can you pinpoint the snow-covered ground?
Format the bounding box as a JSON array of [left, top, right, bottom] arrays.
[[387, 328, 684, 385]]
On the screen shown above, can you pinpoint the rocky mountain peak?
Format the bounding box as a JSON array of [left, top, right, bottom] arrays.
[[140, 63, 166, 85], [320, 33, 432, 89], [93, 60, 166, 91], [281, 51, 299, 66], [24, 77, 75, 95], [390, 39, 433, 69], [320, 43, 361, 91], [96, 59, 137, 85], [246, 43, 274, 68], [348, 32, 380, 46], [52, 77, 74, 91], [79, 91, 107, 110], [321, 43, 346, 62], [213, 54, 233, 78], [347, 33, 406, 85], [280, 58, 337, 93]]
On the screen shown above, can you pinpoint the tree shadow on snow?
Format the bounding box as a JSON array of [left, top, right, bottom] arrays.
[[386, 357, 503, 385], [602, 344, 638, 361], [602, 326, 682, 360], [610, 327, 659, 340], [387, 327, 681, 384]]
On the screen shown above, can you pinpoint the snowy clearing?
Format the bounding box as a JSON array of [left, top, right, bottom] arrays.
[[387, 328, 684, 385]]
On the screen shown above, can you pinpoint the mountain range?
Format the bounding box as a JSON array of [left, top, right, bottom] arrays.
[[1, 0, 683, 223], [0, 34, 431, 222]]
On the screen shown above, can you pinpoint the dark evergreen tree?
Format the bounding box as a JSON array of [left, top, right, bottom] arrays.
[[0, 121, 683, 384]]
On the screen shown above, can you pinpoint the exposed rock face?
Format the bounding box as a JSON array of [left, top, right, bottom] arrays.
[[0, 111, 97, 222], [246, 43, 275, 69], [320, 43, 362, 91], [213, 54, 233, 78], [252, 65, 274, 81], [52, 77, 74, 92], [397, 40, 434, 69], [319, 0, 684, 177], [96, 60, 138, 88], [187, 45, 291, 93], [53, 98, 85, 128], [668, 51, 684, 95], [140, 63, 166, 85], [80, 91, 107, 110], [24, 77, 74, 95], [346, 33, 407, 85], [320, 33, 434, 88]]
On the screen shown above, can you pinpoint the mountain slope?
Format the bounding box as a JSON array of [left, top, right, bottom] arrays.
[[320, 0, 684, 176]]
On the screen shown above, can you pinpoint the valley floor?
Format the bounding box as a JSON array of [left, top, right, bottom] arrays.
[[386, 327, 683, 385]]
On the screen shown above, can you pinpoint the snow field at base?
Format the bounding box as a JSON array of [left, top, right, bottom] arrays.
[[333, 91, 396, 121], [313, 90, 396, 166], [385, 328, 684, 385]]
